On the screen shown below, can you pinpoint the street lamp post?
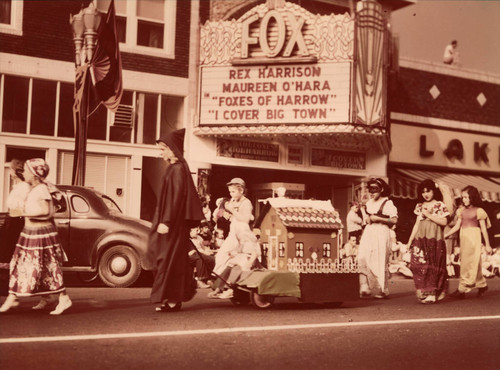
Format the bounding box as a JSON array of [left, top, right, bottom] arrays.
[[71, 2, 101, 67], [69, 2, 101, 186]]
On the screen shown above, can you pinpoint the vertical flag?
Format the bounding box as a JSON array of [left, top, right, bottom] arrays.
[[90, 0, 123, 111], [72, 0, 122, 186]]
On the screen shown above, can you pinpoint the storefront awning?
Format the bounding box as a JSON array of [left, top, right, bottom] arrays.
[[390, 168, 500, 203], [194, 124, 390, 154]]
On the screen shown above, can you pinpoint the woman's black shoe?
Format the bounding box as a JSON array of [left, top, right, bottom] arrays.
[[477, 286, 488, 297], [449, 290, 465, 299]]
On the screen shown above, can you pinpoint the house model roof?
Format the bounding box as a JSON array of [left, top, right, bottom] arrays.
[[263, 198, 343, 230]]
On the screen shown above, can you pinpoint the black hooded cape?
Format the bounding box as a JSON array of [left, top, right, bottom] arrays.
[[148, 129, 204, 303]]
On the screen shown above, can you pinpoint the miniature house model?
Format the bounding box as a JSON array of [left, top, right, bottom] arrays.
[[255, 196, 346, 272]]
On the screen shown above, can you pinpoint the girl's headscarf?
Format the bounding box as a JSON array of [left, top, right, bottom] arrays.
[[26, 158, 49, 180], [26, 158, 59, 194]]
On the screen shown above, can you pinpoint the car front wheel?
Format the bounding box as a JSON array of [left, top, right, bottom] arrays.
[[98, 245, 141, 287]]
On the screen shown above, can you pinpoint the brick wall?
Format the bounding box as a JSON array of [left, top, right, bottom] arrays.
[[389, 67, 500, 126], [0, 0, 190, 78]]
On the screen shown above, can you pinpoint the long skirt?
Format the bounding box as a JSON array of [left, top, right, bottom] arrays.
[[410, 219, 448, 299], [9, 224, 65, 296], [458, 227, 486, 293], [357, 223, 391, 295]]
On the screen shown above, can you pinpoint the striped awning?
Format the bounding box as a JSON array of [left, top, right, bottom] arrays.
[[389, 169, 500, 203]]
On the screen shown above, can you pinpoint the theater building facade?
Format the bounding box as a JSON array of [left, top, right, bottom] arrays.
[[188, 0, 413, 231]]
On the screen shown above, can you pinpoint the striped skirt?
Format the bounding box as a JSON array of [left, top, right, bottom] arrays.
[[9, 224, 65, 296]]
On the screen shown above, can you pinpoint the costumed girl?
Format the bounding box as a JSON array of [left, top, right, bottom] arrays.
[[209, 177, 260, 298], [147, 129, 204, 312], [0, 158, 71, 315], [357, 178, 398, 299], [406, 179, 450, 304], [444, 185, 492, 298]]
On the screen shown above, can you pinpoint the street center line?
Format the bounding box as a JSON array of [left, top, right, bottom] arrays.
[[1, 315, 500, 344]]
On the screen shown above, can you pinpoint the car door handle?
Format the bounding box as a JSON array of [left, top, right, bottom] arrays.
[[57, 220, 69, 225]]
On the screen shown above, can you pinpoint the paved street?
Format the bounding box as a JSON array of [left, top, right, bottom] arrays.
[[1, 275, 499, 370]]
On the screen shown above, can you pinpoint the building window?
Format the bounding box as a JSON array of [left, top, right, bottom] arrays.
[[58, 82, 75, 138], [0, 0, 22, 35], [159, 95, 184, 139], [31, 79, 57, 136], [1, 75, 28, 133], [110, 90, 134, 143], [295, 242, 304, 258], [0, 74, 183, 145], [322, 243, 331, 258], [97, 0, 176, 58], [279, 242, 285, 257], [141, 93, 158, 144]]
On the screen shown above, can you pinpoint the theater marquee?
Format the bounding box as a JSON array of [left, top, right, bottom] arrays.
[[200, 63, 350, 125], [198, 0, 355, 128]]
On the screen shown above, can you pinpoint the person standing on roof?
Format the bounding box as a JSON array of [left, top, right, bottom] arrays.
[[443, 40, 460, 65]]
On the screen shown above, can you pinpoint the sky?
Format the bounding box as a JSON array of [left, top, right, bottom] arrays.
[[390, 0, 500, 75]]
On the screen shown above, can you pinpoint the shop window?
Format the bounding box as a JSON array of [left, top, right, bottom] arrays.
[[295, 242, 304, 258], [31, 79, 57, 136], [97, 0, 176, 58], [58, 82, 75, 138], [110, 90, 134, 143], [0, 0, 22, 35], [140, 93, 158, 145], [322, 243, 331, 258], [6, 147, 46, 162], [159, 95, 183, 139], [1, 75, 28, 133]]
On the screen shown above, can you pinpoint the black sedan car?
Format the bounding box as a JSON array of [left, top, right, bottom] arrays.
[[0, 186, 153, 288]]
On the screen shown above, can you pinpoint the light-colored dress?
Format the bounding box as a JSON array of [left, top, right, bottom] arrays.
[[410, 201, 449, 299], [9, 184, 65, 296], [457, 207, 490, 293], [214, 196, 257, 275], [358, 197, 398, 295]]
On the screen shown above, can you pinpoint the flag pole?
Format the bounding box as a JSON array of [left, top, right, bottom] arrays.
[[70, 2, 100, 186], [70, 0, 122, 186]]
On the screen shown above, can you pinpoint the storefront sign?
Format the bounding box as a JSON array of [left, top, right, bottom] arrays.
[[311, 148, 366, 170], [200, 2, 354, 66], [240, 9, 308, 59], [199, 63, 351, 125], [391, 124, 500, 173], [217, 139, 279, 163]]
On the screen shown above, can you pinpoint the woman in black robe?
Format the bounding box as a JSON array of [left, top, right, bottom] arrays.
[[148, 129, 204, 312]]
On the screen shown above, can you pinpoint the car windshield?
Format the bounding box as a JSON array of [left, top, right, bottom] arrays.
[[101, 195, 122, 213]]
